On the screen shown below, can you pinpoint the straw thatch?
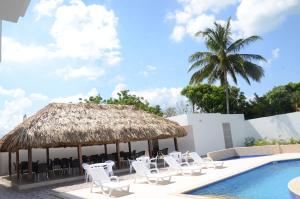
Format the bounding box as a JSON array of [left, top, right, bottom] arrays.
[[0, 103, 187, 152]]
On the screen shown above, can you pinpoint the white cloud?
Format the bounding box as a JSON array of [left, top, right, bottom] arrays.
[[170, 26, 186, 42], [0, 97, 32, 132], [111, 83, 127, 98], [168, 0, 300, 41], [34, 0, 64, 19], [2, 37, 50, 63], [50, 0, 120, 63], [0, 87, 48, 133], [51, 88, 99, 103], [0, 86, 26, 98], [272, 48, 280, 59], [168, 0, 237, 42], [56, 66, 105, 80], [235, 0, 300, 36], [111, 84, 186, 108], [30, 93, 49, 101], [3, 0, 121, 66], [139, 65, 157, 76], [260, 48, 280, 67]]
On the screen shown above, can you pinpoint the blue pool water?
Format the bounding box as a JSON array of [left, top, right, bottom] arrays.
[[186, 159, 300, 199]]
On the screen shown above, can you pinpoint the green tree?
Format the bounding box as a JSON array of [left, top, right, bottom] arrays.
[[188, 18, 265, 114], [181, 84, 247, 114], [79, 95, 103, 104], [245, 82, 300, 119], [105, 90, 163, 116]]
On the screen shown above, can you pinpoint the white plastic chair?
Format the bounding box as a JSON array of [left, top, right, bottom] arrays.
[[163, 155, 201, 175], [104, 160, 115, 176], [131, 161, 172, 184], [88, 166, 130, 197], [127, 159, 134, 173], [136, 156, 157, 169], [169, 151, 183, 163], [82, 163, 90, 183], [190, 152, 224, 168]]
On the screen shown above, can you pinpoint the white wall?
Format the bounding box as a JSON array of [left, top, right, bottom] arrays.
[[246, 112, 300, 140], [169, 113, 247, 156]]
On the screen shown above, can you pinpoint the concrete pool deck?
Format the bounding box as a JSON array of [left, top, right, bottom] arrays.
[[57, 153, 300, 199]]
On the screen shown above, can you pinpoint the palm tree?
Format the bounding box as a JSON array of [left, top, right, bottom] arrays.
[[188, 18, 266, 114]]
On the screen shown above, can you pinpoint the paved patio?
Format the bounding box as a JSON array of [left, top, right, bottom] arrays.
[[1, 153, 300, 199]]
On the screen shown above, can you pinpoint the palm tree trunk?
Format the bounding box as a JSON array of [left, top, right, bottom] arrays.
[[224, 70, 230, 114], [225, 84, 230, 114]]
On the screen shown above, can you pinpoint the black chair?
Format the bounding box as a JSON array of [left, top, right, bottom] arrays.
[[160, 148, 168, 155], [99, 153, 108, 162], [70, 159, 80, 175], [20, 161, 28, 175], [52, 158, 62, 176], [37, 163, 49, 180], [131, 150, 136, 159], [89, 155, 99, 163], [136, 151, 145, 158], [107, 153, 116, 161], [82, 155, 89, 163], [60, 158, 70, 175]]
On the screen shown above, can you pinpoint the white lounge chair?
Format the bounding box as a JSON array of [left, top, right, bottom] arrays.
[[189, 152, 224, 168], [132, 161, 173, 184], [88, 166, 130, 197], [164, 155, 201, 175]]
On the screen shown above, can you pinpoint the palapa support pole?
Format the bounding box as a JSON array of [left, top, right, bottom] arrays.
[[46, 148, 50, 166], [148, 140, 153, 157], [174, 137, 179, 151], [128, 142, 132, 157], [77, 145, 83, 175], [116, 142, 121, 169], [104, 144, 108, 155], [16, 150, 20, 180], [28, 148, 33, 181], [8, 151, 12, 177]]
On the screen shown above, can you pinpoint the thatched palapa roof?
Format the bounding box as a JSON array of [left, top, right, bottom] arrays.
[[0, 103, 186, 152]]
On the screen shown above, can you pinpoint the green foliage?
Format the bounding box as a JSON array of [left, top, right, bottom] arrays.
[[245, 82, 300, 119], [244, 137, 256, 146], [79, 95, 103, 104], [81, 90, 163, 116], [181, 84, 247, 114], [188, 18, 265, 113], [244, 137, 300, 146]]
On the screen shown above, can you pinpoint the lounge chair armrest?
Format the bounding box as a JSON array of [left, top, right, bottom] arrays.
[[180, 162, 190, 167], [203, 157, 212, 161], [110, 176, 119, 182], [149, 168, 159, 173]]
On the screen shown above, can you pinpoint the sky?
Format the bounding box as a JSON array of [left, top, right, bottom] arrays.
[[0, 0, 300, 135]]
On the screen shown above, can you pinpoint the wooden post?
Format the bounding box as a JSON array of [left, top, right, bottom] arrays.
[[16, 150, 20, 179], [8, 152, 12, 177], [148, 140, 153, 157], [128, 142, 132, 156], [46, 148, 50, 166], [104, 144, 108, 155], [28, 148, 32, 181], [174, 137, 178, 151], [77, 145, 83, 175], [116, 142, 121, 169]]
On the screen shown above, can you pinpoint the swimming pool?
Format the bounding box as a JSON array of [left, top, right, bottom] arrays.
[[186, 159, 300, 199]]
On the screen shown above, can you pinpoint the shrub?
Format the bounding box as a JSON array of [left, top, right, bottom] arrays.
[[244, 137, 256, 146], [244, 137, 300, 146]]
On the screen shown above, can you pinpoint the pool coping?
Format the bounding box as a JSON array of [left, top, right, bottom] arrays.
[[173, 154, 300, 199]]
